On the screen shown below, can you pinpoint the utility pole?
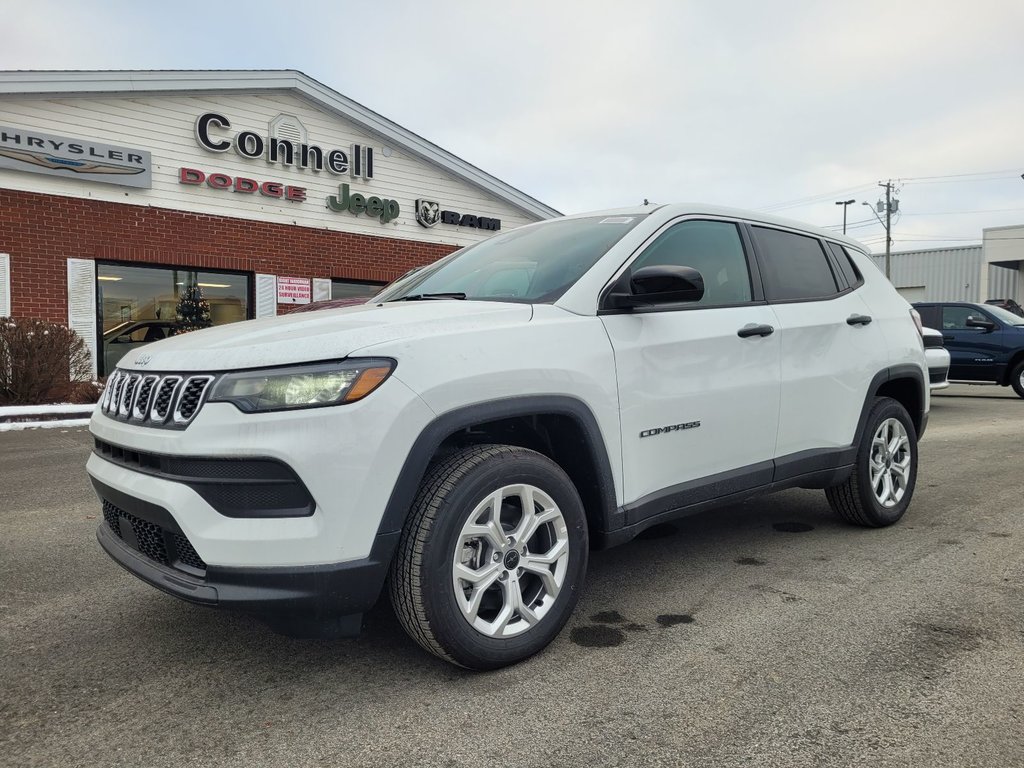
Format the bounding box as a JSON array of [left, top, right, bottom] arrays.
[[882, 181, 893, 279], [835, 199, 855, 234], [862, 181, 899, 279]]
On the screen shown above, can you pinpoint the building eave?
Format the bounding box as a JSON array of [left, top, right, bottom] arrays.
[[0, 69, 561, 220]]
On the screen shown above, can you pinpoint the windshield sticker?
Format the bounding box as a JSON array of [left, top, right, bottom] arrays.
[[599, 216, 635, 224]]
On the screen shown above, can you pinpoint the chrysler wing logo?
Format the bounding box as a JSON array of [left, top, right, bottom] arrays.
[[415, 199, 441, 228], [0, 147, 145, 176], [135, 354, 152, 367]]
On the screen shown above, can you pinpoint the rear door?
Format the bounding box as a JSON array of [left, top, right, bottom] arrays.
[[749, 226, 888, 466], [939, 304, 1003, 381], [600, 218, 781, 509]]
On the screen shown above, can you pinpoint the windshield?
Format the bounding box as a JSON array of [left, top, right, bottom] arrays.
[[984, 305, 1024, 326], [374, 215, 647, 303]]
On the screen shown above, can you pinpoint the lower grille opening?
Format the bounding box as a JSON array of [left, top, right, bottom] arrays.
[[102, 500, 207, 575]]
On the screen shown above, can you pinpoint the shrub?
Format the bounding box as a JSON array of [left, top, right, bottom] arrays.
[[0, 318, 94, 405]]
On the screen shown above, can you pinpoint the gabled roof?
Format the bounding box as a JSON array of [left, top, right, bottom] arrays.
[[0, 69, 560, 219]]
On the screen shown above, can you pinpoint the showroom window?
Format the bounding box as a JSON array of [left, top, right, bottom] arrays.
[[96, 263, 251, 376], [331, 279, 385, 301]]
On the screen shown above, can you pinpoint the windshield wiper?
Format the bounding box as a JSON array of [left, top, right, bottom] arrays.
[[390, 292, 467, 302]]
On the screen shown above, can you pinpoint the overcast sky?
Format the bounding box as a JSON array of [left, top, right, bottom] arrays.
[[4, 0, 1024, 252]]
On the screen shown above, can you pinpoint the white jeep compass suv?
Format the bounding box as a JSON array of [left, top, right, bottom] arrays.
[[89, 204, 929, 669]]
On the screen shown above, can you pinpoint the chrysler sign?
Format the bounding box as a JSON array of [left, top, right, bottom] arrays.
[[0, 125, 152, 188]]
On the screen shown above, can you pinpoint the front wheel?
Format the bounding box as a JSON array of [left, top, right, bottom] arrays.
[[825, 397, 919, 527], [389, 444, 588, 669], [1010, 360, 1024, 399]]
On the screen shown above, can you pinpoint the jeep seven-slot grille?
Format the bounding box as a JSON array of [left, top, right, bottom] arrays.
[[102, 499, 206, 574], [101, 370, 213, 429]]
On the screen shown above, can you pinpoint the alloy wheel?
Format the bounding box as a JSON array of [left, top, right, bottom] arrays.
[[451, 484, 569, 638]]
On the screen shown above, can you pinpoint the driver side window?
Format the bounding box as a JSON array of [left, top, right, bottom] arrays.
[[942, 306, 983, 330], [630, 220, 752, 307]]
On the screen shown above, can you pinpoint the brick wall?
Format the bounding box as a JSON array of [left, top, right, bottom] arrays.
[[0, 188, 458, 321]]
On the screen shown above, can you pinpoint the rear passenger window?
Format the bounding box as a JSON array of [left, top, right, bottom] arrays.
[[753, 227, 839, 302], [826, 242, 864, 289], [916, 305, 941, 329]]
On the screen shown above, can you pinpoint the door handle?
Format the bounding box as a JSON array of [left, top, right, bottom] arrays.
[[943, 334, 955, 341], [846, 314, 873, 326], [737, 323, 774, 338]]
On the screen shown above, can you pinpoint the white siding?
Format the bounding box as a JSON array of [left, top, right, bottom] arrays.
[[0, 93, 539, 248], [0, 253, 9, 317], [254, 274, 277, 317], [66, 258, 97, 378]]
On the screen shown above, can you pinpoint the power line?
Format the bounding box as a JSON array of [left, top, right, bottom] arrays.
[[756, 182, 877, 213], [900, 175, 1021, 186], [899, 206, 1024, 216], [898, 168, 1022, 182]]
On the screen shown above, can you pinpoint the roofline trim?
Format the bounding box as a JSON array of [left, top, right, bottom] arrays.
[[0, 69, 561, 220]]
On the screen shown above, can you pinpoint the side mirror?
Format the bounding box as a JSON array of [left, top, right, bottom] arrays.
[[115, 335, 132, 343], [966, 316, 996, 331], [607, 265, 705, 309]]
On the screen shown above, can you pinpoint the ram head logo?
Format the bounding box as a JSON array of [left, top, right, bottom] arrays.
[[415, 199, 441, 228]]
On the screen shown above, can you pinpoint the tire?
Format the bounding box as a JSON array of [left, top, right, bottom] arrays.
[[1010, 361, 1024, 399], [389, 444, 588, 670], [825, 397, 919, 527]]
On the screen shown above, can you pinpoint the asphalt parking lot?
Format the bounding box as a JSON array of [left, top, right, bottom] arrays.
[[1, 385, 1022, 768]]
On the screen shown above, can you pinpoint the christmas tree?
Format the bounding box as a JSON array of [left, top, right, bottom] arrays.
[[173, 281, 212, 335]]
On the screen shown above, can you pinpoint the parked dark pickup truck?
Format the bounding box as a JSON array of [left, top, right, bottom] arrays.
[[913, 301, 1024, 398]]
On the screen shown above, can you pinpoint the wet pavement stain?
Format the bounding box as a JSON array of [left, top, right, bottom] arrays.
[[570, 625, 626, 648], [591, 610, 626, 624], [637, 523, 680, 540], [623, 622, 649, 632], [656, 614, 695, 628], [989, 532, 1012, 538], [773, 521, 814, 533], [735, 557, 766, 566]]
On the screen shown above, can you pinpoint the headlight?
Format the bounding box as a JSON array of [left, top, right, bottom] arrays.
[[208, 359, 395, 413]]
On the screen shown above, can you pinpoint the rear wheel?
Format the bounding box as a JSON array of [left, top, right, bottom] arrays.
[[389, 444, 588, 669], [825, 397, 918, 527], [1010, 360, 1024, 399]]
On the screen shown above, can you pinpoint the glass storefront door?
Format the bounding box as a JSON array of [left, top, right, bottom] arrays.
[[97, 263, 251, 376]]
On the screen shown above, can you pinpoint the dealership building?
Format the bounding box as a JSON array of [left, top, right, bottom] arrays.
[[0, 70, 558, 376]]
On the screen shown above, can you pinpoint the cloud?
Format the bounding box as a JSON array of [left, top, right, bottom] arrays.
[[2, 0, 1023, 250]]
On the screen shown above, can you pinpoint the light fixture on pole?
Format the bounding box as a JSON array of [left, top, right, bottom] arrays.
[[835, 199, 855, 234]]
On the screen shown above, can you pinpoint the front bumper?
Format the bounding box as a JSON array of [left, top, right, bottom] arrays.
[[94, 477, 397, 636]]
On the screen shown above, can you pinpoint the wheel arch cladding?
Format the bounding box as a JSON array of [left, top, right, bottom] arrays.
[[376, 396, 619, 546], [864, 364, 927, 438]]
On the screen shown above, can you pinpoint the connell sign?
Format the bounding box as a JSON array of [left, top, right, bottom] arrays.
[[195, 112, 374, 180]]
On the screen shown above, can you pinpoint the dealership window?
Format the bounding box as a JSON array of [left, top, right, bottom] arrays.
[[96, 263, 251, 376], [331, 279, 385, 301]]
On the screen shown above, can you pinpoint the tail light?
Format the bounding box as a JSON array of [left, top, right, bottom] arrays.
[[910, 308, 924, 346]]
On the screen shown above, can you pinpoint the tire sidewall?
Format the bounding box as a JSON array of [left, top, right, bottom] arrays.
[[855, 398, 919, 525], [420, 451, 588, 669], [1011, 362, 1024, 399]]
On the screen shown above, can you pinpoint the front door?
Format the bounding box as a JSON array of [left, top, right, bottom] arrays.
[[600, 218, 781, 512], [939, 305, 1003, 381]]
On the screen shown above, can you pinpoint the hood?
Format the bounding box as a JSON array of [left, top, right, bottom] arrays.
[[116, 301, 533, 372]]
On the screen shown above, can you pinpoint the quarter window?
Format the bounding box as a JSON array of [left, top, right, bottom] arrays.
[[826, 242, 864, 289], [753, 227, 839, 302], [629, 220, 752, 307]]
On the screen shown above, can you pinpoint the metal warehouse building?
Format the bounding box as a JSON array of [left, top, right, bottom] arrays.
[[869, 224, 1024, 304]]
